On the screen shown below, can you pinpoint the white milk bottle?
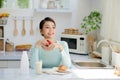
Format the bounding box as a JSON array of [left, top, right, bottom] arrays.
[[20, 51, 29, 74]]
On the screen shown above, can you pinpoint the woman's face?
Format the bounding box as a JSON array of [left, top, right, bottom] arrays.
[[40, 21, 56, 39]]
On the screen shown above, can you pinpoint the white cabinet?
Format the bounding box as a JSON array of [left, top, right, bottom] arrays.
[[0, 61, 7, 68], [0, 25, 5, 53], [0, 24, 14, 52], [0, 52, 30, 68], [0, 60, 20, 68], [7, 60, 20, 68]]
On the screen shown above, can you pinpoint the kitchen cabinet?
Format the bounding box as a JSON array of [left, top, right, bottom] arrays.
[[0, 25, 5, 53], [7, 60, 20, 68], [0, 60, 20, 68], [0, 61, 7, 68], [0, 51, 30, 68]]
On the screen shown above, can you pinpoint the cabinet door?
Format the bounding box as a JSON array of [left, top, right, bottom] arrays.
[[7, 61, 20, 68], [0, 61, 7, 68], [0, 26, 4, 52]]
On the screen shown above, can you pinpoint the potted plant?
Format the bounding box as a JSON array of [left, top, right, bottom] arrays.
[[0, 12, 10, 25], [80, 10, 102, 35], [80, 10, 102, 53]]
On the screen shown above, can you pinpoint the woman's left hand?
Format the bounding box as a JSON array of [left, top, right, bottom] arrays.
[[42, 42, 54, 50], [42, 42, 63, 51]]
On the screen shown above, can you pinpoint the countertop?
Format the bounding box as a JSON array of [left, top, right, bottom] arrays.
[[0, 52, 99, 61], [0, 52, 120, 79], [0, 67, 120, 80], [0, 51, 31, 60]]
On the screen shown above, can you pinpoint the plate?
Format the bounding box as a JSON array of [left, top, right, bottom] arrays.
[[56, 70, 71, 73], [42, 67, 71, 75]]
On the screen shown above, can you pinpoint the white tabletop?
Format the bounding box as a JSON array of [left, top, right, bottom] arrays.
[[0, 68, 120, 80], [0, 68, 79, 80], [0, 53, 120, 80]]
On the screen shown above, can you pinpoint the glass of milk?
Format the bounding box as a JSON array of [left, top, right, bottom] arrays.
[[35, 60, 42, 74]]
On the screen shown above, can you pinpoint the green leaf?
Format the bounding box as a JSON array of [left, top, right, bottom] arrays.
[[80, 10, 102, 34]]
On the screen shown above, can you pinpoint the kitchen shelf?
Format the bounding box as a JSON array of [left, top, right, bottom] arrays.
[[0, 8, 34, 17], [34, 9, 72, 13]]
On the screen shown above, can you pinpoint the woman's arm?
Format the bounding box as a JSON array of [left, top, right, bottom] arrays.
[[35, 39, 47, 48], [29, 46, 39, 69], [59, 41, 72, 68]]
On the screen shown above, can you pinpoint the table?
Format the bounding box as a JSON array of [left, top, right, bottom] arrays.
[[0, 68, 120, 80], [0, 68, 79, 80]]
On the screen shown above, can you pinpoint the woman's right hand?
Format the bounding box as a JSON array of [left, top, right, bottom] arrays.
[[35, 39, 48, 48]]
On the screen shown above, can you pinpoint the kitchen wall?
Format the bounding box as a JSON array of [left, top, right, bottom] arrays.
[[91, 0, 103, 11], [5, 10, 72, 45], [100, 0, 120, 43], [71, 0, 91, 28], [71, 0, 103, 41], [2, 0, 101, 46], [90, 0, 104, 41]]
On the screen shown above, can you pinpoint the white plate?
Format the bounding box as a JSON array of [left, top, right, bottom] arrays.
[[42, 67, 71, 75], [56, 70, 71, 73]]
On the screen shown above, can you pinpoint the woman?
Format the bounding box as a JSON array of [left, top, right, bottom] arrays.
[[30, 17, 72, 69]]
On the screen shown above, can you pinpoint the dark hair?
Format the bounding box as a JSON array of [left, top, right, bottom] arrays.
[[39, 17, 56, 30]]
